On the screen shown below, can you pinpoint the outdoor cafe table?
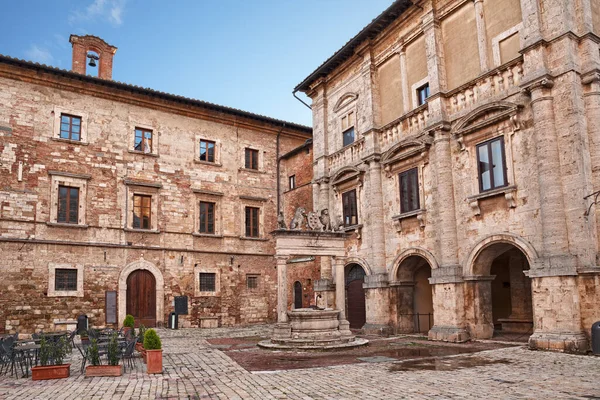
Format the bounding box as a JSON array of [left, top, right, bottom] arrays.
[[13, 343, 41, 378]]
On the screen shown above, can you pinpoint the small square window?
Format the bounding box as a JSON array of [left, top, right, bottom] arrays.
[[416, 83, 430, 106], [60, 114, 82, 141], [289, 175, 296, 190], [57, 185, 79, 224], [245, 148, 259, 170], [133, 194, 152, 229], [199, 272, 216, 292], [200, 140, 216, 162], [55, 269, 77, 291], [247, 275, 258, 289], [134, 128, 153, 153]]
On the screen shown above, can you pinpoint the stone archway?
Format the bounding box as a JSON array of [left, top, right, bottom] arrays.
[[464, 235, 536, 339], [118, 260, 164, 328], [392, 252, 435, 334]]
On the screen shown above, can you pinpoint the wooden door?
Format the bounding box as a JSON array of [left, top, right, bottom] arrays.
[[294, 281, 303, 309], [126, 270, 156, 327], [347, 279, 366, 329]]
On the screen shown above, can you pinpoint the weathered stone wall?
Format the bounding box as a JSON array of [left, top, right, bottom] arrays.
[[0, 62, 310, 333]]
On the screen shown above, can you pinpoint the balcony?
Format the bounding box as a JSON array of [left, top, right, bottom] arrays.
[[328, 138, 365, 173], [378, 104, 429, 153]]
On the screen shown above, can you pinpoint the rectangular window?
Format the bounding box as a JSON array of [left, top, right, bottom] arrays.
[[57, 185, 79, 224], [55, 269, 77, 291], [289, 175, 296, 190], [477, 137, 507, 192], [199, 140, 216, 162], [341, 111, 355, 147], [60, 114, 82, 141], [133, 194, 152, 229], [134, 128, 153, 153], [342, 189, 358, 226], [247, 275, 258, 290], [199, 272, 216, 292], [245, 206, 259, 237], [199, 201, 215, 234], [245, 148, 259, 170], [399, 168, 420, 213], [416, 83, 430, 106]]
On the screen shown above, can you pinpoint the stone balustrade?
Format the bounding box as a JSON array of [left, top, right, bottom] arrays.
[[328, 138, 365, 173], [446, 58, 524, 115], [378, 105, 429, 153]]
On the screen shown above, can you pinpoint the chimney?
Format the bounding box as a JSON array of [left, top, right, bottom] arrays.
[[69, 35, 117, 80]]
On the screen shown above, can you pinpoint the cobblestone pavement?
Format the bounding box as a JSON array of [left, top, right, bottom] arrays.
[[1, 325, 599, 399]]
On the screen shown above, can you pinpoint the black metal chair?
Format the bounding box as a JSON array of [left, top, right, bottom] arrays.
[[1, 337, 25, 377], [120, 340, 137, 373]]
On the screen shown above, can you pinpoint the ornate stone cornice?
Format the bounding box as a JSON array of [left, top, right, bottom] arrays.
[[582, 69, 600, 85], [521, 75, 555, 94]]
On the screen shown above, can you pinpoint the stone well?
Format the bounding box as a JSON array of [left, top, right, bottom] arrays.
[[258, 308, 368, 350]]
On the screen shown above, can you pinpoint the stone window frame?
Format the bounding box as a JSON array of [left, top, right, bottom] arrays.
[[289, 175, 296, 190], [124, 180, 161, 232], [246, 274, 260, 290], [334, 92, 359, 150], [492, 23, 523, 67], [48, 171, 90, 227], [192, 189, 224, 237], [412, 77, 430, 109], [194, 265, 221, 297], [52, 106, 89, 144], [239, 146, 265, 173], [128, 122, 159, 157], [195, 135, 223, 166], [455, 104, 521, 216], [331, 167, 364, 236], [239, 196, 267, 240], [47, 262, 84, 297]]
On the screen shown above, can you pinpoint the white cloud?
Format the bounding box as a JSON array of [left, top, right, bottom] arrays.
[[24, 45, 54, 64], [69, 0, 126, 26]]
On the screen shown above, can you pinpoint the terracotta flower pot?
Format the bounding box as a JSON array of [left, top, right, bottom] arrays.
[[142, 348, 147, 364], [85, 365, 123, 377], [146, 349, 162, 374], [31, 364, 70, 380]]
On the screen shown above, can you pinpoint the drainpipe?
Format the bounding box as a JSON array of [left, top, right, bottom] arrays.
[[293, 90, 312, 110], [276, 123, 286, 214]]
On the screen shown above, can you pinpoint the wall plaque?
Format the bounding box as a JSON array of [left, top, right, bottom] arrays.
[[174, 296, 188, 315], [105, 290, 117, 324]]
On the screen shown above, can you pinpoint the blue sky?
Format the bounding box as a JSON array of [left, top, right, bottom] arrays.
[[0, 1, 392, 126]]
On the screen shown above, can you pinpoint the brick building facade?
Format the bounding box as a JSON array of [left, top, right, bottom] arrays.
[[0, 35, 313, 332], [296, 0, 600, 352]]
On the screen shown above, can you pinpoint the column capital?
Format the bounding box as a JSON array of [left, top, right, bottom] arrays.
[[521, 75, 554, 95], [362, 154, 382, 165]]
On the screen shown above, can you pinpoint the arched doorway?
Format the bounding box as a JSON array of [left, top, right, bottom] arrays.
[[126, 270, 156, 327], [293, 281, 303, 309], [345, 264, 366, 329], [468, 241, 533, 339], [394, 255, 434, 333]]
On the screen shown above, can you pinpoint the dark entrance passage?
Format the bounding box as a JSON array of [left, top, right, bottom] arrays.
[[395, 255, 434, 333], [345, 264, 366, 329], [126, 269, 156, 327], [294, 281, 303, 309]]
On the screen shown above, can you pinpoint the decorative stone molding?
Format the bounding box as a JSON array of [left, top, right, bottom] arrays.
[[391, 209, 426, 232], [330, 166, 365, 196], [333, 92, 358, 112], [582, 70, 600, 85], [363, 273, 389, 289], [342, 224, 362, 239], [381, 136, 432, 177], [521, 75, 554, 94], [453, 101, 523, 140], [123, 178, 162, 188], [191, 188, 224, 196], [118, 259, 164, 328], [466, 185, 517, 216], [48, 170, 91, 180]]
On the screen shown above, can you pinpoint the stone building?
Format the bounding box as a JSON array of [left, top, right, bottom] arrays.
[[0, 35, 313, 332], [294, 0, 600, 352]]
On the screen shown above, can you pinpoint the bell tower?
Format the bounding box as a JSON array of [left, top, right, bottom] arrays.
[[69, 35, 117, 80]]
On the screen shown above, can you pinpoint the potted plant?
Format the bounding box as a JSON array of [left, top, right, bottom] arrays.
[[123, 314, 135, 338], [85, 334, 123, 377], [143, 328, 162, 374], [136, 324, 146, 353], [32, 336, 71, 380]]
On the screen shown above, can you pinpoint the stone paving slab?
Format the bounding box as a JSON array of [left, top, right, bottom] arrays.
[[1, 326, 599, 399]]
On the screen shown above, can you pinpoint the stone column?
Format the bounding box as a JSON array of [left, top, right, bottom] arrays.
[[273, 256, 292, 340], [399, 47, 410, 114], [276, 256, 288, 323], [427, 126, 469, 343], [473, 0, 489, 71], [318, 178, 330, 213], [365, 156, 386, 273], [333, 256, 352, 337]]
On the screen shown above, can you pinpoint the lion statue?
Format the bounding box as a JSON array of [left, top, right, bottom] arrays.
[[290, 207, 306, 230], [319, 209, 331, 231]]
